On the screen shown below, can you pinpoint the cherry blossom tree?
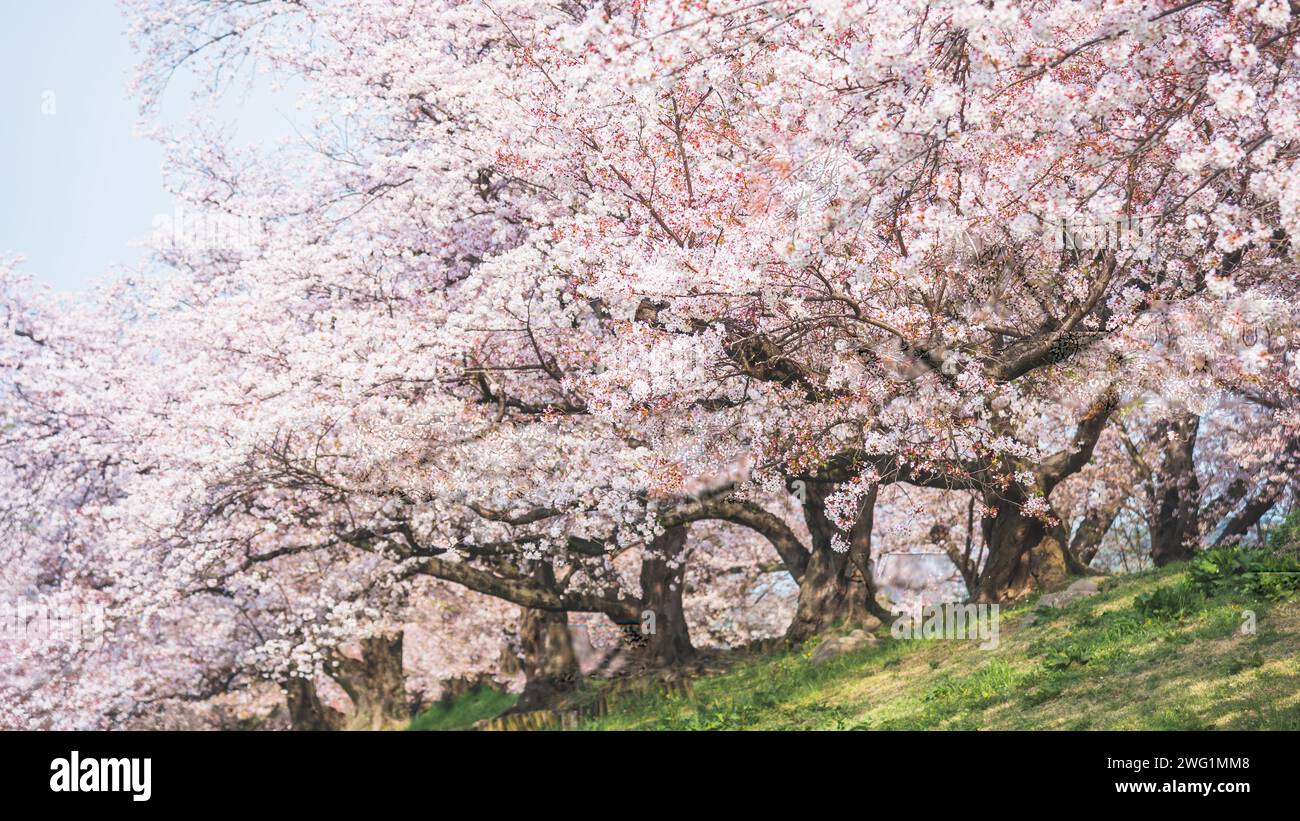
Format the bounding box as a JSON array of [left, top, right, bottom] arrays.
[[6, 0, 1300, 729]]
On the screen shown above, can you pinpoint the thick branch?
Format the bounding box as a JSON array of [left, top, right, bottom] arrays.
[[1037, 387, 1118, 492], [410, 556, 639, 620], [663, 497, 810, 582]]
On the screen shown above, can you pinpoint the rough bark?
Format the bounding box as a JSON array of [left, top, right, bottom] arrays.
[[974, 492, 1041, 603], [514, 605, 580, 710], [283, 676, 344, 731], [1029, 525, 1075, 591], [976, 389, 1116, 601], [1070, 495, 1125, 566], [637, 524, 696, 667], [513, 562, 581, 711], [328, 632, 410, 730], [786, 482, 887, 642], [976, 497, 1094, 602], [1148, 414, 1202, 565]]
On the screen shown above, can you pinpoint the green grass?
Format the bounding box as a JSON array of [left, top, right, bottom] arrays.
[[573, 565, 1300, 730], [408, 686, 517, 731]]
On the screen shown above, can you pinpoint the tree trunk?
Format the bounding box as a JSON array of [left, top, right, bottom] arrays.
[[1209, 437, 1298, 546], [510, 557, 582, 711], [1149, 414, 1201, 565], [1028, 525, 1081, 590], [786, 482, 886, 642], [515, 599, 581, 712], [637, 524, 696, 667], [976, 489, 1095, 602], [328, 632, 409, 730], [974, 494, 1042, 603], [1070, 495, 1124, 566], [283, 676, 344, 731], [975, 387, 1117, 600]]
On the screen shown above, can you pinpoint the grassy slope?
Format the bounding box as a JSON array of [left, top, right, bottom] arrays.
[[576, 566, 1300, 730]]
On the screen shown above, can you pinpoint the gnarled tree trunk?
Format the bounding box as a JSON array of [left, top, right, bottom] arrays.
[[936, 492, 1094, 599], [513, 559, 581, 711], [328, 632, 410, 730], [1028, 526, 1074, 592], [976, 389, 1117, 601], [284, 676, 344, 731], [975, 494, 1088, 602], [975, 493, 1042, 603], [787, 482, 886, 642], [514, 604, 581, 711]]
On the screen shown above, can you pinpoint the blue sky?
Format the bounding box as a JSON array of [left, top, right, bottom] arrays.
[[0, 1, 303, 291]]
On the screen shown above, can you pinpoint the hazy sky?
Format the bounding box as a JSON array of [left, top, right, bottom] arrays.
[[0, 1, 303, 291]]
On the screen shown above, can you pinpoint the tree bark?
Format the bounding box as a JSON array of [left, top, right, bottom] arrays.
[[976, 389, 1116, 601], [786, 482, 887, 643], [1070, 495, 1125, 566], [974, 492, 1041, 603], [976, 494, 1098, 602], [513, 561, 581, 711], [1030, 525, 1071, 590], [514, 605, 580, 711], [283, 676, 344, 731], [327, 632, 410, 730], [637, 524, 696, 667], [1149, 414, 1201, 565]]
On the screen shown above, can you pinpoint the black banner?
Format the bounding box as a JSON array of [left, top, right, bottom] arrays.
[[2, 730, 1288, 808]]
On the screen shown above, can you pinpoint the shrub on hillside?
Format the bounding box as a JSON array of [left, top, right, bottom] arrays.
[[1135, 582, 1203, 620], [1189, 542, 1300, 601], [1266, 510, 1300, 556]]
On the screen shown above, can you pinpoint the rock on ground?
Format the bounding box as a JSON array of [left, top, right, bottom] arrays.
[[1034, 577, 1102, 610], [809, 629, 878, 665]]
